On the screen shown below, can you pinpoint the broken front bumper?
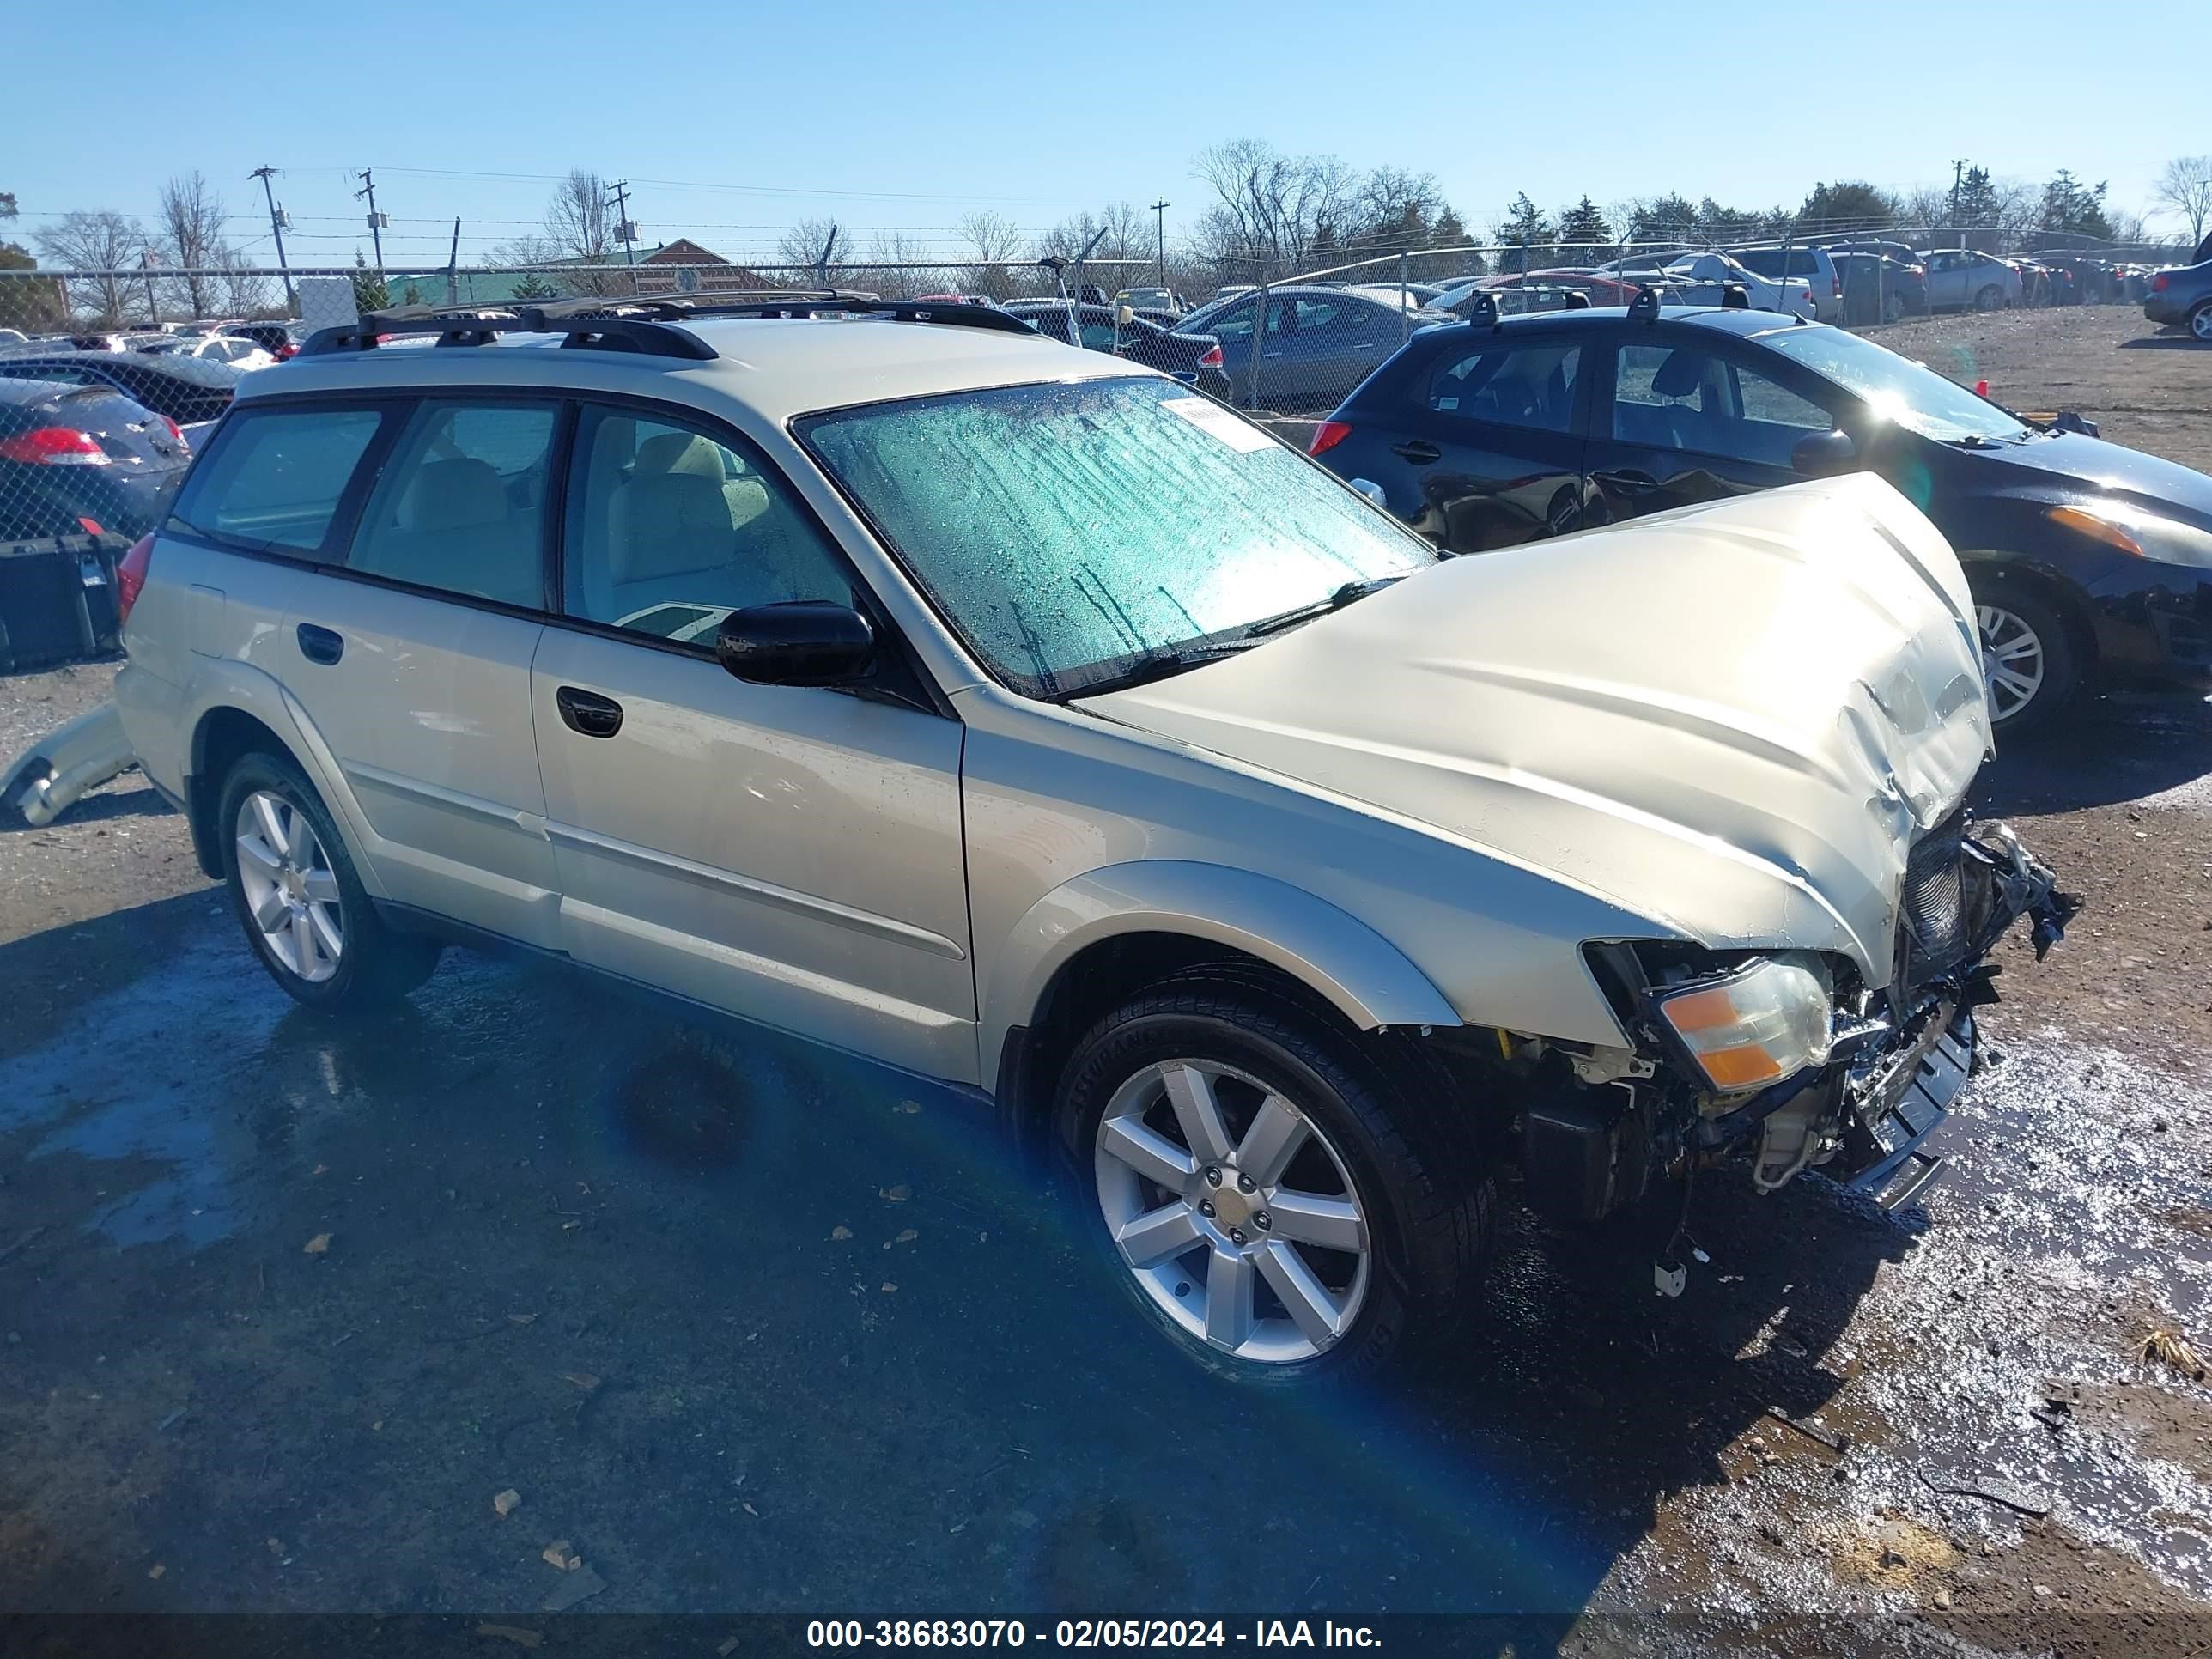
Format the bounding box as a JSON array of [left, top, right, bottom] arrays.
[[1822, 819, 2072, 1209]]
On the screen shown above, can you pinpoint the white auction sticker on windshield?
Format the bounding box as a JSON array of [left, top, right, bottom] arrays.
[[1161, 397, 1275, 453]]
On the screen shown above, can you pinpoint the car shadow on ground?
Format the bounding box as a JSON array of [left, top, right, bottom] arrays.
[[0, 891, 1922, 1648], [1977, 692, 2212, 816], [2115, 334, 2205, 351]]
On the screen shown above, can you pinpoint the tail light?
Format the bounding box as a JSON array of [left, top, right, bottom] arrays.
[[276, 343, 298, 361], [1199, 343, 1224, 368], [1309, 420, 1352, 456], [0, 427, 112, 466], [160, 414, 185, 447], [1832, 270, 1842, 298], [2152, 272, 2170, 293], [116, 533, 155, 626]]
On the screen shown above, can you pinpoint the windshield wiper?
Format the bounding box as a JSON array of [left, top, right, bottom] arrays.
[[1242, 574, 1405, 639], [1066, 644, 1255, 698]]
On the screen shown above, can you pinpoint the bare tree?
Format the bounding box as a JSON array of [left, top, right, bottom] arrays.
[[957, 210, 1024, 298], [2154, 155, 2212, 246], [223, 265, 279, 318], [33, 210, 147, 325], [544, 169, 619, 294], [156, 171, 228, 317], [774, 218, 841, 280], [486, 233, 561, 270], [957, 210, 1023, 265], [862, 229, 932, 299], [1191, 140, 1450, 278]]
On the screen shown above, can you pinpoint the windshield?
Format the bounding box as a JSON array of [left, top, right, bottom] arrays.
[[799, 376, 1436, 698], [1761, 326, 2029, 442]]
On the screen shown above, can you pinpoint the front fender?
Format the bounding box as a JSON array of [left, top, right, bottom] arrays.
[[980, 860, 1463, 1079]]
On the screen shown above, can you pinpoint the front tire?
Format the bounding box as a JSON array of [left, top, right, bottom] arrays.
[[1054, 973, 1488, 1386], [216, 750, 441, 1009], [1975, 588, 2077, 736]]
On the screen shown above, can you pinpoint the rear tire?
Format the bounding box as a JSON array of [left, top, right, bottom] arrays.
[[2190, 301, 2212, 343], [1973, 586, 2078, 737], [1054, 971, 1489, 1388], [216, 750, 441, 1009], [1975, 284, 2004, 312]]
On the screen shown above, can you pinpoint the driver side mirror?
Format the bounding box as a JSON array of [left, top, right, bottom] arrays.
[[716, 600, 877, 686], [1115, 304, 1134, 326], [1790, 428, 1858, 477]]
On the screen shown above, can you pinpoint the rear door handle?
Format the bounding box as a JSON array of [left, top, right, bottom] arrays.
[[1592, 468, 1660, 493], [1390, 440, 1443, 464], [555, 685, 623, 739], [295, 623, 343, 665]]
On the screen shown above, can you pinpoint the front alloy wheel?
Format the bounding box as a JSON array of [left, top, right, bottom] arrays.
[[234, 788, 344, 982], [1058, 974, 1488, 1385], [1094, 1059, 1370, 1364], [1973, 591, 2075, 733]]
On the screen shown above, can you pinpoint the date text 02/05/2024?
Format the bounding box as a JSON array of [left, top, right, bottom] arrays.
[[805, 1619, 1382, 1648]]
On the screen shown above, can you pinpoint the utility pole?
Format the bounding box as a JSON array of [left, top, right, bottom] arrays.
[[607, 179, 638, 293], [140, 246, 160, 325], [447, 217, 461, 306], [1948, 159, 1966, 231], [355, 167, 386, 282], [1149, 198, 1170, 287], [814, 222, 839, 289], [249, 166, 295, 310]]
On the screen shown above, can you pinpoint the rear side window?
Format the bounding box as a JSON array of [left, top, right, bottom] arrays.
[[344, 400, 557, 608], [1424, 343, 1582, 433], [169, 405, 386, 557]]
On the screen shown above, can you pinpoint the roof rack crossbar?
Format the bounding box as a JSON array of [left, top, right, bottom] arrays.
[[297, 290, 1044, 361]]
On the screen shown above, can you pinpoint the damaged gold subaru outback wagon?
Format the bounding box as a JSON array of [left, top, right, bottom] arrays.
[[112, 296, 2069, 1382]]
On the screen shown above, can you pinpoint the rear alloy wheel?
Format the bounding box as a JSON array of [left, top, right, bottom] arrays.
[[1975, 284, 2004, 312], [234, 788, 345, 983], [2191, 301, 2212, 343], [1057, 975, 1487, 1386], [217, 750, 441, 1008], [1975, 592, 2075, 733]]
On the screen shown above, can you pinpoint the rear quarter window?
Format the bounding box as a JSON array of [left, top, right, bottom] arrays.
[[169, 404, 387, 559]]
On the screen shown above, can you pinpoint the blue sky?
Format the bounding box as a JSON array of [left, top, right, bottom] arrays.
[[8, 0, 2205, 267]]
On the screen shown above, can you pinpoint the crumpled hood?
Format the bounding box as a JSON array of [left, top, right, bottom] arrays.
[[1078, 474, 1990, 988]]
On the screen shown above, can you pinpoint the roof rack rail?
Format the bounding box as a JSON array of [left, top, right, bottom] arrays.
[[296, 289, 1042, 361]]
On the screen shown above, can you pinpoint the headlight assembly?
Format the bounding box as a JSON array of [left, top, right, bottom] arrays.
[[1656, 956, 1834, 1092], [2046, 500, 2212, 570]]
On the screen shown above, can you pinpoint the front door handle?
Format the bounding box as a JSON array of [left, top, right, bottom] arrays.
[[296, 623, 343, 665], [555, 685, 623, 739], [1592, 468, 1660, 494], [1390, 440, 1443, 464]]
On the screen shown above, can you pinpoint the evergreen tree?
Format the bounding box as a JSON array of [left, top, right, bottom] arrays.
[[1799, 180, 1894, 233], [351, 249, 389, 313], [1954, 166, 2001, 227], [2039, 170, 2113, 239], [1499, 192, 1548, 247], [1554, 196, 1613, 256]]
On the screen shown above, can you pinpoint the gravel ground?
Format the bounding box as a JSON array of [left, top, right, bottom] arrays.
[[3, 307, 2211, 1652]]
